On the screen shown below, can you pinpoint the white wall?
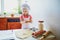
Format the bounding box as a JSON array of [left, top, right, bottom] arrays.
[[26, 0, 60, 40]]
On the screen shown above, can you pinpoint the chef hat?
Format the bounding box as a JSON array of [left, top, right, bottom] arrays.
[[22, 3, 30, 10]]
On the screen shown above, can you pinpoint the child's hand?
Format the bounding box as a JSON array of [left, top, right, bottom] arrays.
[[20, 21, 25, 24], [25, 21, 30, 23], [25, 20, 32, 23]]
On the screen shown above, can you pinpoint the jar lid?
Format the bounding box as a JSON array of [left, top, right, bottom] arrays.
[[38, 21, 44, 23]]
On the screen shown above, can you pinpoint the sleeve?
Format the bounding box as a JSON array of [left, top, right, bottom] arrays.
[[20, 15, 24, 21], [29, 15, 32, 20]]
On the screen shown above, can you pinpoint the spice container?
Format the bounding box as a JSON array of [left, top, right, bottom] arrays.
[[38, 21, 44, 31]]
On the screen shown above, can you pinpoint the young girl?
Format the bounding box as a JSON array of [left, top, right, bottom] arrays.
[[20, 3, 32, 29]]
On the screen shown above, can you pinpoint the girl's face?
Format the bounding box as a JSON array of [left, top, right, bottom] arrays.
[[23, 8, 29, 15]]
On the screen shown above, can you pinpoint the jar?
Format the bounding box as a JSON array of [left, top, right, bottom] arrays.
[[38, 21, 44, 31]]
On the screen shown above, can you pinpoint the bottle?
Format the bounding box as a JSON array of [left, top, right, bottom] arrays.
[[38, 21, 44, 31]]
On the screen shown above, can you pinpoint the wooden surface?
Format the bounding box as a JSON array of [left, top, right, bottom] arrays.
[[8, 22, 22, 30], [0, 17, 22, 30], [0, 18, 7, 30]]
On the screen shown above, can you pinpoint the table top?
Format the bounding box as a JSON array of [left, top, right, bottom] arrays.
[[0, 29, 56, 40], [0, 29, 37, 40]]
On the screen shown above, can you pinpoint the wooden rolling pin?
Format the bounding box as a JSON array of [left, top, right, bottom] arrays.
[[39, 31, 51, 40]]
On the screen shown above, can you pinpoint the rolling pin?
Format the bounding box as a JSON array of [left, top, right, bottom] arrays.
[[40, 31, 51, 40]]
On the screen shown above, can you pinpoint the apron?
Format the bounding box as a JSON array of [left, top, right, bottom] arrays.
[[22, 15, 31, 29]]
